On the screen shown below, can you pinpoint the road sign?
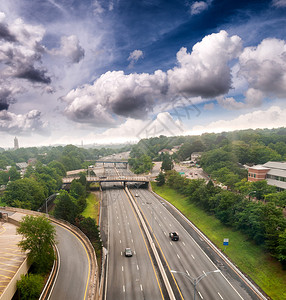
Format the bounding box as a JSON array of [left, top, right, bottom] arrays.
[[223, 238, 229, 246]]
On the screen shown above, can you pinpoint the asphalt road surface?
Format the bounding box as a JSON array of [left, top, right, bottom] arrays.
[[49, 223, 90, 300], [102, 167, 164, 300]]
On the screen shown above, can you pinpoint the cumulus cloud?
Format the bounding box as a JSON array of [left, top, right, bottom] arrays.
[[128, 50, 143, 68], [239, 38, 286, 99], [272, 0, 286, 7], [62, 30, 242, 126], [0, 109, 49, 134], [191, 106, 286, 134], [50, 35, 85, 63], [62, 69, 168, 125], [168, 30, 242, 98]]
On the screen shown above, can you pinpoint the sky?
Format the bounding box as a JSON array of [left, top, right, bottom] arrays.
[[0, 0, 286, 148]]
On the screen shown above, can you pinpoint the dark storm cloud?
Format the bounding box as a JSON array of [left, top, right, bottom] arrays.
[[0, 23, 16, 42], [15, 65, 51, 84], [0, 88, 15, 111]]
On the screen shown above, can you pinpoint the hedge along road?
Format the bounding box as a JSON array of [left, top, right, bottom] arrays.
[[48, 223, 90, 300]]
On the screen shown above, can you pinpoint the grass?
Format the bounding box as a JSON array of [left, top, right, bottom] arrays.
[[81, 192, 99, 223], [152, 182, 286, 300]]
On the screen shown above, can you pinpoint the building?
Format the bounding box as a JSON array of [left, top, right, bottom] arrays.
[[14, 137, 19, 150], [248, 161, 286, 190], [190, 152, 202, 162]]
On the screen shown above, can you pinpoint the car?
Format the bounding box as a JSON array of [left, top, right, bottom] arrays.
[[125, 248, 133, 257], [135, 193, 139, 197], [169, 232, 179, 241]]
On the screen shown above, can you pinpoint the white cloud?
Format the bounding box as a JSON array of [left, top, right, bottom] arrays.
[[168, 30, 242, 98], [128, 49, 143, 68], [50, 35, 85, 63], [85, 112, 184, 144], [190, 1, 208, 15], [272, 0, 286, 7], [62, 30, 243, 126], [62, 69, 168, 125], [191, 106, 286, 134], [0, 109, 49, 134], [239, 38, 286, 98]]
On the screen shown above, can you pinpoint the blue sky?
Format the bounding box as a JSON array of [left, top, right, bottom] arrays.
[[0, 0, 286, 147]]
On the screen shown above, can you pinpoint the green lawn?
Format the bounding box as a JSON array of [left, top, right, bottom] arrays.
[[152, 182, 286, 300], [81, 192, 99, 223]]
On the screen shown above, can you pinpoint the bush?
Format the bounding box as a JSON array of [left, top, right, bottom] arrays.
[[17, 273, 44, 300]]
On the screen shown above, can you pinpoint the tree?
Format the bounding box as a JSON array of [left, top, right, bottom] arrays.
[[17, 274, 44, 300], [54, 190, 79, 223], [161, 154, 174, 171], [17, 215, 56, 273], [3, 178, 45, 210], [277, 229, 286, 267], [155, 172, 165, 186]]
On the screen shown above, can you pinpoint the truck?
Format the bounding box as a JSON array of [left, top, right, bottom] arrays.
[[169, 232, 179, 241]]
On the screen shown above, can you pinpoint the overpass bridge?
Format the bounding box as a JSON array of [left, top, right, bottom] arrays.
[[95, 160, 128, 168], [62, 175, 149, 186]]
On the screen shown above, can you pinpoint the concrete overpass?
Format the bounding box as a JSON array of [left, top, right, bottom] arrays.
[[95, 161, 128, 168], [63, 175, 149, 186]]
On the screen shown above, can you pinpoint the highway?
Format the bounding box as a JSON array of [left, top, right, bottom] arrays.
[[100, 165, 264, 300], [102, 168, 164, 300], [49, 223, 90, 300]]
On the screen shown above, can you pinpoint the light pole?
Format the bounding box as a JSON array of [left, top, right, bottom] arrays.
[[170, 269, 221, 300]]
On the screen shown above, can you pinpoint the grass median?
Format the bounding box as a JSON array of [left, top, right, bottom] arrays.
[[82, 192, 99, 223], [151, 182, 286, 300]]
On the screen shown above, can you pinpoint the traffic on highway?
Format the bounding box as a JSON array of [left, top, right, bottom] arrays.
[[98, 162, 266, 300]]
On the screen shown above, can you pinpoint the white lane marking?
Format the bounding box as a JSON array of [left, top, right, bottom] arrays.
[[191, 254, 195, 260], [140, 284, 143, 291], [186, 270, 190, 276], [182, 242, 186, 246], [122, 266, 124, 272], [169, 223, 172, 227], [198, 291, 203, 299], [119, 230, 120, 234], [129, 230, 131, 233], [177, 254, 181, 259], [118, 223, 120, 226], [164, 217, 166, 220], [137, 265, 139, 270], [127, 222, 129, 225], [121, 251, 122, 256], [117, 216, 119, 219], [160, 211, 162, 214], [170, 241, 173, 246], [164, 231, 167, 235], [123, 285, 125, 292], [203, 271, 206, 276], [120, 240, 121, 244], [134, 250, 136, 255], [131, 239, 133, 243], [159, 223, 161, 227], [218, 292, 223, 299]]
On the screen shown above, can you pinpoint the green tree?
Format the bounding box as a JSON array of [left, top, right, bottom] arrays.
[[17, 274, 44, 300], [277, 229, 286, 267], [161, 154, 174, 171], [155, 172, 165, 186], [54, 190, 79, 223], [3, 178, 45, 210], [8, 166, 21, 181], [17, 215, 56, 273]]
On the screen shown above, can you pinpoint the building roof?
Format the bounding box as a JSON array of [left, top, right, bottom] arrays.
[[266, 179, 286, 189], [16, 162, 28, 169], [263, 161, 286, 170], [267, 169, 286, 177], [249, 165, 270, 171]]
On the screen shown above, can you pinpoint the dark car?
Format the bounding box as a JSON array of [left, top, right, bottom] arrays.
[[169, 232, 179, 241], [125, 248, 133, 257]]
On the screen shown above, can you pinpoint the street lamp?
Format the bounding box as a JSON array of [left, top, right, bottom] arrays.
[[170, 269, 221, 300]]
